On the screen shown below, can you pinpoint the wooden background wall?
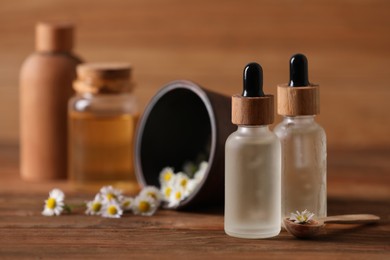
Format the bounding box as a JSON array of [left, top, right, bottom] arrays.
[[0, 0, 389, 150]]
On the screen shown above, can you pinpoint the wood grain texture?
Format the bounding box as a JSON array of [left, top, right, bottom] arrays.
[[74, 62, 132, 94], [0, 0, 389, 149], [277, 84, 320, 116], [0, 145, 389, 259], [232, 94, 274, 125]]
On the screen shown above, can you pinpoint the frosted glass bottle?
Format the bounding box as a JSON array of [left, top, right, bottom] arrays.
[[224, 62, 281, 239], [225, 126, 281, 238], [274, 116, 326, 220]]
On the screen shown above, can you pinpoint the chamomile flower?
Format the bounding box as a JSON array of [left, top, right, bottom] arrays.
[[102, 202, 123, 218], [85, 194, 104, 215], [175, 172, 191, 195], [161, 185, 173, 202], [139, 186, 163, 206], [167, 188, 184, 208], [133, 195, 158, 216], [159, 167, 176, 187], [194, 161, 208, 182], [42, 188, 65, 216], [199, 161, 208, 171], [158, 161, 209, 208], [175, 172, 189, 188], [289, 210, 315, 224], [120, 196, 134, 212], [186, 179, 198, 195], [99, 185, 123, 203]]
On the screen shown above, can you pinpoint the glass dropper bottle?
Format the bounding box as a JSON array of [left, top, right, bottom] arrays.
[[225, 62, 281, 239], [274, 54, 327, 222]]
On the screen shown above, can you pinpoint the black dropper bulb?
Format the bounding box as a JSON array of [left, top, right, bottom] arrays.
[[243, 62, 264, 97], [289, 53, 310, 87]]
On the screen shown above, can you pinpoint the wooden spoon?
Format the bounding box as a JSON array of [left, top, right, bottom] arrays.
[[283, 214, 380, 239]]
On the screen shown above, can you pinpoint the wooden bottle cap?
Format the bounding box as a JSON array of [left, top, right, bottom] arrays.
[[74, 62, 133, 94], [232, 94, 274, 125], [277, 84, 320, 116], [36, 22, 74, 52]]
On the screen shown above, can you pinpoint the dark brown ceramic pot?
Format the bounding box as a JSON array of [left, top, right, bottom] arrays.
[[135, 80, 236, 210]]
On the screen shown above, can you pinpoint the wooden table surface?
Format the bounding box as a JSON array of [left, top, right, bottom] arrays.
[[0, 145, 389, 259]]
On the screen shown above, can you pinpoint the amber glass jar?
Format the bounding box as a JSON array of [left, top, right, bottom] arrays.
[[68, 63, 139, 192]]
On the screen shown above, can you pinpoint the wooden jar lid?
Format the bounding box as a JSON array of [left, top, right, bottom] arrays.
[[36, 22, 74, 52], [277, 84, 320, 116], [74, 62, 133, 94], [232, 94, 274, 125]]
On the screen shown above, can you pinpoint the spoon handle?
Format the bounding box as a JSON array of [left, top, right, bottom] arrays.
[[321, 214, 380, 224]]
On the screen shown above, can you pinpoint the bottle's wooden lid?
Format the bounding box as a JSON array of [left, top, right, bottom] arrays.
[[232, 94, 274, 125], [277, 84, 320, 116], [74, 62, 133, 94], [36, 22, 74, 52]]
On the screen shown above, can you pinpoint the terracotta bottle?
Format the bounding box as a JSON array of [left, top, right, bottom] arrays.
[[20, 22, 82, 181]]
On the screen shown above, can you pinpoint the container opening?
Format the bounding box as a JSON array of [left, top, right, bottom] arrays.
[[139, 88, 212, 187]]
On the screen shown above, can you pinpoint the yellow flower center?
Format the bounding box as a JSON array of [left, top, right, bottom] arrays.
[[123, 200, 131, 207], [139, 201, 150, 213], [46, 198, 56, 209], [92, 202, 102, 212], [175, 191, 182, 200], [164, 187, 172, 197], [107, 205, 118, 215], [180, 179, 187, 188], [164, 172, 172, 182], [147, 192, 157, 199], [297, 215, 307, 222], [106, 193, 115, 201]]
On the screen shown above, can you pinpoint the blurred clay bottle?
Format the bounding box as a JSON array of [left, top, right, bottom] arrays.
[[20, 22, 82, 181]]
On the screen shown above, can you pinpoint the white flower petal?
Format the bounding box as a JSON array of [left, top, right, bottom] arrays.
[[49, 188, 65, 201], [159, 167, 176, 187], [139, 186, 163, 206], [99, 186, 123, 203], [194, 161, 208, 182], [85, 195, 104, 215], [101, 202, 123, 218], [166, 187, 185, 208], [289, 210, 315, 224], [133, 195, 158, 216], [120, 196, 134, 211], [161, 185, 173, 202], [42, 188, 65, 217], [175, 172, 190, 190], [42, 208, 54, 216]]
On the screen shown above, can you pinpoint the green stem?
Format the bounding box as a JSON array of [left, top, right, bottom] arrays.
[[63, 204, 72, 213], [63, 203, 86, 214]]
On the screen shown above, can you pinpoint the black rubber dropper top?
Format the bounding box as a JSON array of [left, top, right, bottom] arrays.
[[243, 62, 264, 97], [289, 53, 310, 87]]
